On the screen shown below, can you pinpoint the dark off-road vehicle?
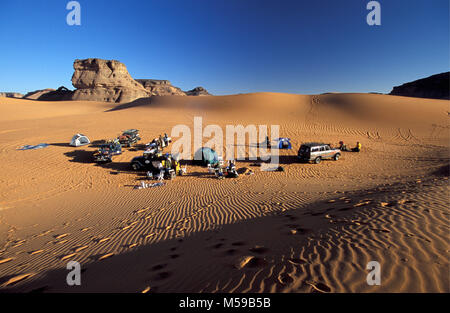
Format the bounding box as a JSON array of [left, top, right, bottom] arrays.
[[94, 139, 122, 163], [118, 129, 141, 147], [297, 143, 341, 164], [131, 150, 183, 180]]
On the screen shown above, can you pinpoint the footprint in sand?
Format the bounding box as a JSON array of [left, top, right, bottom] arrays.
[[284, 214, 298, 221], [72, 245, 89, 253], [211, 243, 224, 249], [142, 233, 155, 239], [119, 224, 134, 231], [0, 273, 34, 287], [29, 286, 50, 293], [234, 256, 267, 269], [150, 264, 168, 271], [338, 207, 353, 212], [12, 240, 26, 248], [59, 253, 77, 261], [231, 241, 246, 247], [224, 249, 239, 256], [93, 237, 111, 244], [288, 258, 308, 266], [153, 271, 172, 281], [97, 253, 114, 261], [134, 207, 150, 214], [169, 254, 180, 259], [33, 230, 53, 238], [278, 273, 294, 286], [249, 246, 269, 254], [54, 233, 69, 240], [372, 228, 391, 234], [305, 281, 331, 293], [286, 224, 311, 235], [0, 257, 14, 264], [28, 249, 45, 255]]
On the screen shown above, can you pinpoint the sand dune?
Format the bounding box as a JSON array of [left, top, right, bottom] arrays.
[[0, 93, 448, 292]]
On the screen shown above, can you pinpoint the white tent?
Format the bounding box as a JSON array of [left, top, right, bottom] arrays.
[[70, 134, 90, 147]]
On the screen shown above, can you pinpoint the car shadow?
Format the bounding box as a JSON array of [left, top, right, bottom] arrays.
[[64, 150, 95, 164], [50, 143, 74, 148]]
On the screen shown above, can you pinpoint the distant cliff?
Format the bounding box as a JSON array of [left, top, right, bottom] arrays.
[[389, 72, 449, 100], [0, 92, 23, 98]]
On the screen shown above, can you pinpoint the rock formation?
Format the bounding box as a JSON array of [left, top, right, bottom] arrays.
[[37, 86, 74, 101], [389, 72, 449, 100], [71, 58, 151, 103], [135, 79, 186, 96], [185, 86, 210, 96], [23, 89, 56, 100], [0, 92, 23, 98], [14, 58, 211, 103]]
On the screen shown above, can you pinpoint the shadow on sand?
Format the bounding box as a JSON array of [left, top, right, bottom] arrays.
[[105, 97, 154, 112]]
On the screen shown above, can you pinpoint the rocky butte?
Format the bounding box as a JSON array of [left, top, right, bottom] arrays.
[[71, 58, 151, 103], [389, 72, 449, 100], [69, 58, 211, 103]]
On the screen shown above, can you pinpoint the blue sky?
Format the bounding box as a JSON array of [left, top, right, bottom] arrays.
[[0, 0, 448, 95]]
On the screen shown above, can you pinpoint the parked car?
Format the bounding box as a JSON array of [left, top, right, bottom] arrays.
[[94, 139, 122, 163], [297, 142, 341, 164], [131, 150, 183, 179], [118, 129, 141, 147]]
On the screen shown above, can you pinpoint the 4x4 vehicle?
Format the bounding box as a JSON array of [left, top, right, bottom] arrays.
[[297, 142, 341, 164], [118, 129, 141, 147], [131, 150, 183, 179], [94, 139, 122, 163]]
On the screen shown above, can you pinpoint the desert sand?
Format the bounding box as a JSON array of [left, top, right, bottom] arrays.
[[0, 93, 448, 292]]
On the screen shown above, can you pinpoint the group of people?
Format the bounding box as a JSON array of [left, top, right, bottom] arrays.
[[338, 141, 361, 152], [148, 133, 171, 150], [209, 160, 239, 179], [144, 133, 185, 180]]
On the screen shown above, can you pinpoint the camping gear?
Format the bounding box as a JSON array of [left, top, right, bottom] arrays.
[[277, 138, 292, 149], [118, 129, 140, 147], [70, 134, 90, 147], [194, 147, 220, 166], [261, 163, 283, 172], [214, 167, 225, 179], [18, 143, 49, 150], [94, 139, 122, 163], [225, 160, 239, 178], [135, 181, 165, 189], [156, 170, 164, 181]]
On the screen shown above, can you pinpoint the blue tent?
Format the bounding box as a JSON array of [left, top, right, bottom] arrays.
[[194, 147, 220, 166], [277, 138, 292, 149]]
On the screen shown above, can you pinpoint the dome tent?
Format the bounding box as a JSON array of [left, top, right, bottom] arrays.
[[70, 134, 90, 147], [194, 147, 220, 166], [277, 138, 292, 149]]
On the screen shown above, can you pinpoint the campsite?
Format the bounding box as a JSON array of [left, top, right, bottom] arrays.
[[0, 93, 448, 293], [0, 0, 448, 298]]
